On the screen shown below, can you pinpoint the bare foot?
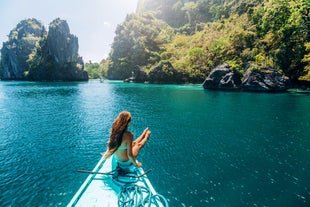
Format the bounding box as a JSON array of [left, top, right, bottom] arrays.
[[145, 130, 151, 140], [142, 128, 149, 137]]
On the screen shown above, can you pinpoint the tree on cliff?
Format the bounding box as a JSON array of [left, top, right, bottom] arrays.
[[136, 0, 262, 34], [252, 0, 309, 81], [107, 13, 173, 80], [0, 18, 46, 80], [300, 42, 310, 81], [105, 0, 310, 83]]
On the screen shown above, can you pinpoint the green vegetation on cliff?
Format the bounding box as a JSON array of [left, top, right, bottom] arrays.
[[99, 0, 309, 84], [1, 18, 88, 81], [107, 13, 173, 80], [301, 42, 310, 80], [26, 18, 87, 81], [0, 19, 45, 80]]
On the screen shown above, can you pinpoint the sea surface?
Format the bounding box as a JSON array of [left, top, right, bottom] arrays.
[[0, 80, 309, 207]]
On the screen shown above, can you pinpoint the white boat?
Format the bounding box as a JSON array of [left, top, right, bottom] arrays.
[[67, 156, 168, 207]]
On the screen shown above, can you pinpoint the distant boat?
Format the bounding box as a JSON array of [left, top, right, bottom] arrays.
[[288, 89, 310, 94], [296, 89, 310, 93], [124, 71, 135, 83], [123, 77, 135, 83], [67, 156, 169, 207]]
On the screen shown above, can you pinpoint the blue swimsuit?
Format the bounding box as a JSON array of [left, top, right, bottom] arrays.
[[117, 145, 128, 150], [115, 145, 132, 169]]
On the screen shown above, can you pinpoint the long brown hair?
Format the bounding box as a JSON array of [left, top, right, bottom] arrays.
[[103, 111, 132, 159]]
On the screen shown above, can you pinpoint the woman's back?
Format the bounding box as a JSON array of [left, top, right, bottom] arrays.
[[103, 111, 150, 167], [114, 132, 132, 162]]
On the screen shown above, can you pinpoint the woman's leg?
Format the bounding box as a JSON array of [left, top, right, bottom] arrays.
[[132, 130, 151, 157], [133, 128, 148, 145]]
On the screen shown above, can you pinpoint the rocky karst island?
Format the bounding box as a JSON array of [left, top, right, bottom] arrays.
[[0, 18, 88, 81]]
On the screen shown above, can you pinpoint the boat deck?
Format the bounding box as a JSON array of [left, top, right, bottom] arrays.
[[68, 156, 166, 207]]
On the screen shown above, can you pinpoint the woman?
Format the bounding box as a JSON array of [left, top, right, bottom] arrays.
[[102, 111, 151, 168]]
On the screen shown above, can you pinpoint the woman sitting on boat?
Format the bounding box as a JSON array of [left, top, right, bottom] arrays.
[[102, 111, 151, 168]]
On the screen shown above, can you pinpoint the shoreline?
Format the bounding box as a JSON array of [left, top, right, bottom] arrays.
[[1, 79, 309, 93]]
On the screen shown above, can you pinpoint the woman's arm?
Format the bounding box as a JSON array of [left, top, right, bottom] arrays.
[[126, 132, 142, 167]]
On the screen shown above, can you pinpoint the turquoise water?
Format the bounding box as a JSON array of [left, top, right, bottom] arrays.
[[0, 80, 309, 206]]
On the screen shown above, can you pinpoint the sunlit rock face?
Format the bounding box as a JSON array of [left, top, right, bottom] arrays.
[[47, 18, 79, 66], [44, 18, 87, 81], [1, 18, 88, 81], [0, 18, 46, 80]]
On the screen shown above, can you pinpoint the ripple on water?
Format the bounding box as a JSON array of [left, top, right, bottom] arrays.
[[0, 81, 310, 206]]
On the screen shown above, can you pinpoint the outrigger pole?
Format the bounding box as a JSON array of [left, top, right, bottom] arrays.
[[77, 169, 153, 178]]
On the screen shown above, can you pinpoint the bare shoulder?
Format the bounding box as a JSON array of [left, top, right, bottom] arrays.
[[123, 131, 133, 140]]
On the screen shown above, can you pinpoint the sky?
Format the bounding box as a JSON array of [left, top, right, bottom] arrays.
[[0, 0, 138, 63]]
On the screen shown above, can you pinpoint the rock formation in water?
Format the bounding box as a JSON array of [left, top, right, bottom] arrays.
[[27, 18, 87, 81], [0, 19, 46, 80], [47, 18, 79, 66], [202, 64, 242, 90], [242, 67, 288, 92], [203, 63, 289, 92], [0, 18, 88, 81]]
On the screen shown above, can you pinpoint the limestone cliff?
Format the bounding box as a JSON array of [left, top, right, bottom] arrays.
[[1, 18, 88, 81], [0, 19, 46, 80], [47, 18, 79, 67], [33, 18, 87, 81]]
